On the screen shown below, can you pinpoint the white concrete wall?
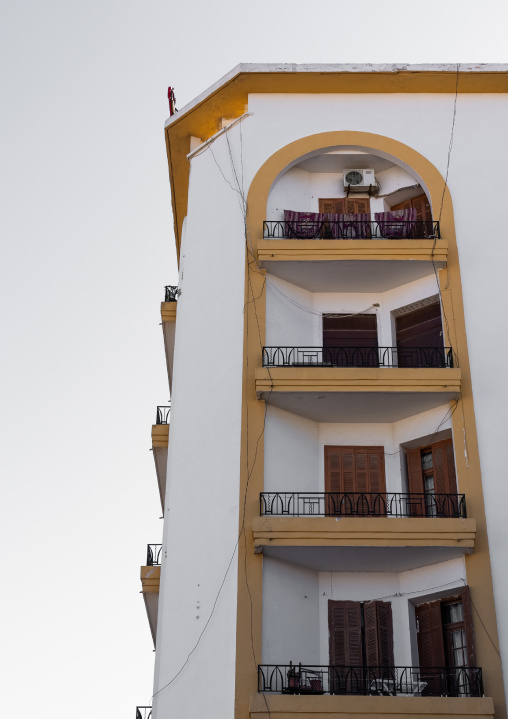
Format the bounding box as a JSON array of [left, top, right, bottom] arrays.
[[262, 557, 320, 664], [153, 123, 247, 719], [264, 404, 453, 495]]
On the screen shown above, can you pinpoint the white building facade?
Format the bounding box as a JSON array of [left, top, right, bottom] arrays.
[[139, 64, 508, 719]]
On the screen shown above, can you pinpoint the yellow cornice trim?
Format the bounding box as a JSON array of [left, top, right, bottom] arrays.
[[254, 367, 461, 395], [252, 516, 475, 549], [161, 301, 177, 323], [151, 424, 169, 448], [250, 692, 495, 717], [257, 238, 448, 263], [140, 566, 160, 593]]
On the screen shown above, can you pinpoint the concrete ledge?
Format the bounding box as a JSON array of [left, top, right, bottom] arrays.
[[250, 692, 495, 719], [140, 565, 160, 593], [152, 424, 169, 449], [257, 239, 448, 263], [252, 516, 476, 549], [161, 301, 177, 323], [255, 367, 461, 395]]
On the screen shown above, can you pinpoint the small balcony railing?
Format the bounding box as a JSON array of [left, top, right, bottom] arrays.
[[146, 544, 163, 566], [258, 664, 483, 698], [262, 346, 455, 369], [260, 492, 467, 519], [164, 285, 178, 302], [136, 708, 152, 719], [263, 219, 440, 240], [156, 405, 171, 424]]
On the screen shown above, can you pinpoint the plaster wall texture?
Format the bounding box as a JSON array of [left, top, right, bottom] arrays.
[[264, 404, 453, 495], [262, 556, 320, 665], [153, 125, 247, 719]]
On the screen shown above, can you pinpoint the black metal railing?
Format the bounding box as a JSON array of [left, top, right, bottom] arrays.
[[136, 708, 152, 719], [146, 544, 163, 566], [156, 405, 171, 424], [164, 285, 178, 302], [258, 664, 483, 697], [263, 220, 440, 240], [260, 492, 467, 519], [262, 346, 454, 369]]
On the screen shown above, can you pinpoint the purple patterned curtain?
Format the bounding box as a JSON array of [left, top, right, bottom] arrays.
[[284, 210, 371, 239], [374, 208, 417, 238]]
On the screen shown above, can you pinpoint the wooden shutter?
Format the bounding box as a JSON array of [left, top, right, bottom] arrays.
[[430, 439, 458, 495], [406, 448, 424, 492], [319, 198, 345, 214], [416, 599, 446, 668], [392, 199, 412, 211], [329, 600, 363, 666], [395, 303, 443, 349], [325, 446, 386, 494], [364, 601, 394, 667]]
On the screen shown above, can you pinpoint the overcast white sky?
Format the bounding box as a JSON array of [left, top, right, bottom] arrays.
[[1, 1, 507, 716]]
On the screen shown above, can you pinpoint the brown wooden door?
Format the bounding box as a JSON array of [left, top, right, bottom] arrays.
[[364, 601, 394, 668], [395, 302, 445, 367], [323, 314, 378, 367], [325, 446, 386, 515], [392, 193, 432, 221]]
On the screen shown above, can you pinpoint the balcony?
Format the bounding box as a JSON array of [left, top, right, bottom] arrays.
[[256, 348, 461, 423], [263, 219, 440, 240], [258, 663, 483, 698], [152, 406, 170, 510], [147, 543, 162, 566], [161, 287, 178, 391], [136, 708, 152, 719], [260, 492, 467, 518], [140, 556, 160, 646]]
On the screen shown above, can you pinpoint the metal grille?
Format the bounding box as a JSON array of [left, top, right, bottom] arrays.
[[260, 492, 466, 518], [263, 220, 440, 240], [156, 405, 171, 424], [146, 544, 163, 566], [262, 346, 455, 369], [164, 285, 178, 302], [258, 664, 483, 697]]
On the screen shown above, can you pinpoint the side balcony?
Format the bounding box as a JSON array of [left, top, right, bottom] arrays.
[[256, 347, 460, 422], [161, 285, 178, 392], [259, 219, 447, 291], [140, 544, 162, 646], [253, 491, 475, 571], [152, 405, 170, 510]]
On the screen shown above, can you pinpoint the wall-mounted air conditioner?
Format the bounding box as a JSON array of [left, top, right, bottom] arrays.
[[343, 168, 376, 191]]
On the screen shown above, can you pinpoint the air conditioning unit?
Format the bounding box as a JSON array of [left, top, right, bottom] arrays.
[[343, 168, 376, 191]]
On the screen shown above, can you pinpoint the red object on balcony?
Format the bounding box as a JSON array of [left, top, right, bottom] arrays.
[[168, 87, 176, 116]]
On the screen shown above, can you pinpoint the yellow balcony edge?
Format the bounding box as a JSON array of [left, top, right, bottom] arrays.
[[161, 301, 177, 323], [252, 516, 476, 548], [257, 238, 448, 263], [140, 565, 160, 593], [152, 424, 169, 448], [250, 692, 495, 718]]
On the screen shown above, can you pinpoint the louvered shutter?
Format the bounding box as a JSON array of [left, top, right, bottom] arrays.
[[430, 438, 458, 495], [459, 586, 476, 668], [325, 447, 386, 495], [368, 448, 385, 493], [364, 601, 394, 668], [329, 600, 363, 666], [392, 199, 412, 211], [355, 450, 369, 493], [406, 447, 425, 516], [411, 193, 432, 222], [416, 600, 446, 667]]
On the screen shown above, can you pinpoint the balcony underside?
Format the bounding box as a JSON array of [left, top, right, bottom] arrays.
[[259, 543, 471, 572], [259, 252, 445, 292], [152, 445, 168, 510], [255, 368, 461, 422], [161, 301, 177, 392], [250, 693, 494, 719], [141, 566, 160, 646]]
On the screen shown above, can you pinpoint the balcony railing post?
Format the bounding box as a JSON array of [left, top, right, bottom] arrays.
[[156, 405, 171, 424]]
